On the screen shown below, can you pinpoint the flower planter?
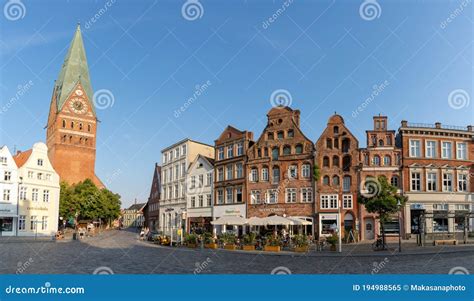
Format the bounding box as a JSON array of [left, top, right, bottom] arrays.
[[242, 245, 255, 251], [294, 246, 309, 253], [224, 244, 237, 250], [187, 243, 197, 248], [264, 245, 281, 252], [204, 243, 218, 249]]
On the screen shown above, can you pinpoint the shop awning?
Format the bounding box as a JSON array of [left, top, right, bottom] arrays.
[[211, 216, 247, 226]]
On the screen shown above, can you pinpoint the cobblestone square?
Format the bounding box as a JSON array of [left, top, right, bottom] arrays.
[[1, 230, 472, 275]]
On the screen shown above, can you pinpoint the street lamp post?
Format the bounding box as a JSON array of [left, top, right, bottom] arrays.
[[397, 200, 402, 252], [338, 200, 342, 253]]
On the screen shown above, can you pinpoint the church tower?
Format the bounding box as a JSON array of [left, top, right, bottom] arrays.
[[46, 24, 103, 188]]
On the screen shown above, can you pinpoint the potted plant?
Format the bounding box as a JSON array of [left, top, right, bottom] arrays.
[[293, 234, 309, 252], [185, 233, 198, 248], [326, 233, 338, 251], [242, 233, 256, 251], [203, 232, 218, 249], [220, 233, 237, 250], [264, 235, 281, 252]]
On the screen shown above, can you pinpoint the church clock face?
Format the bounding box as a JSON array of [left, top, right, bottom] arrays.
[[69, 97, 88, 114]]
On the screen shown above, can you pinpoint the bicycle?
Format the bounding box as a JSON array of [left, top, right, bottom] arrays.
[[372, 237, 387, 251]]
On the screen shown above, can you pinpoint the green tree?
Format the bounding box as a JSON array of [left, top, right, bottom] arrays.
[[358, 176, 407, 248], [59, 179, 121, 228]]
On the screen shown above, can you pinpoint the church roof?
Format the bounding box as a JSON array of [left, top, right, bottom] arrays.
[[54, 24, 94, 114]]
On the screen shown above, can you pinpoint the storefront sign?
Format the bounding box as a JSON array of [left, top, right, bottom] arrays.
[[225, 209, 241, 215], [410, 204, 425, 210], [27, 207, 49, 211], [257, 207, 285, 213]]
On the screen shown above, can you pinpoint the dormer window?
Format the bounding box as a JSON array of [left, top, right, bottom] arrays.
[[333, 126, 339, 134]]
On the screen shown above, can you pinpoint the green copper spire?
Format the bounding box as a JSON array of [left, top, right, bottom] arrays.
[[55, 24, 95, 113]]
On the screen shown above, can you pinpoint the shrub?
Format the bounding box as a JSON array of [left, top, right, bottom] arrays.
[[326, 233, 338, 246], [293, 234, 309, 247], [184, 233, 198, 245], [242, 233, 256, 245], [219, 233, 236, 245], [203, 232, 215, 244], [265, 235, 281, 247]]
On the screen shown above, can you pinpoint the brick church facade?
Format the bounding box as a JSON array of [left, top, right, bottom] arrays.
[[45, 25, 103, 188]]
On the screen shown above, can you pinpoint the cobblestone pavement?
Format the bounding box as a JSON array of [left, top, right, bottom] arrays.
[[1, 230, 473, 275]]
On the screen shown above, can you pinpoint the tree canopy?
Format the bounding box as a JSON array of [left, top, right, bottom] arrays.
[[59, 179, 121, 225]]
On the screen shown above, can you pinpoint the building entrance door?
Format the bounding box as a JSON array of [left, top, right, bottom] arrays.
[[365, 219, 374, 240]]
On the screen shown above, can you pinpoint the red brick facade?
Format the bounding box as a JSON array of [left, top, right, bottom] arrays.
[[246, 107, 314, 220], [46, 83, 103, 187], [315, 114, 360, 238]]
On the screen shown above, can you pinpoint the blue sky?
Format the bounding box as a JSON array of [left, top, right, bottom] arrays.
[[0, 0, 472, 207]]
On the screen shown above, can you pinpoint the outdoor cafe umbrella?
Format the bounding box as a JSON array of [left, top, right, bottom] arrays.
[[286, 217, 312, 225], [247, 217, 267, 226], [263, 215, 295, 226], [211, 216, 247, 226]]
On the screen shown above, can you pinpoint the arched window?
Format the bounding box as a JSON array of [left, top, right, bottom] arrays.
[[378, 139, 384, 147], [283, 145, 291, 155], [334, 138, 339, 149], [343, 155, 351, 172], [267, 132, 274, 140], [333, 126, 339, 134], [272, 166, 280, 183], [332, 155, 340, 167], [383, 155, 391, 166], [88, 124, 91, 132], [295, 144, 303, 154], [342, 138, 350, 153], [79, 137, 83, 144], [287, 129, 294, 138], [391, 176, 399, 188], [277, 131, 284, 139], [364, 154, 369, 165], [261, 166, 269, 181], [69, 136, 72, 143], [373, 155, 380, 166], [62, 120, 66, 128], [250, 167, 258, 182], [70, 121, 74, 129], [79, 123, 83, 130], [326, 138, 332, 149], [272, 148, 279, 160], [332, 175, 340, 186], [323, 156, 330, 167], [323, 176, 330, 186], [343, 176, 351, 192]]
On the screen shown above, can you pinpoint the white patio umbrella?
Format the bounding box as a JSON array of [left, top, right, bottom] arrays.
[[286, 217, 312, 225], [247, 217, 267, 226], [211, 216, 247, 226], [263, 215, 294, 226]]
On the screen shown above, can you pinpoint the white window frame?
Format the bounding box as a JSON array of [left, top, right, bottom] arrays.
[[288, 165, 298, 179], [301, 188, 313, 203], [266, 189, 278, 204], [217, 189, 224, 204], [237, 142, 243, 156], [218, 147, 224, 160], [227, 145, 233, 158], [441, 141, 452, 159], [302, 164, 311, 178], [410, 171, 421, 192], [236, 163, 243, 178], [320, 194, 338, 209], [425, 140, 437, 158], [426, 172, 437, 192], [457, 172, 468, 192], [250, 168, 258, 182], [342, 194, 353, 209], [456, 142, 467, 160], [442, 172, 453, 192], [261, 168, 269, 181], [250, 190, 261, 204], [409, 139, 421, 158], [285, 188, 297, 203]]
